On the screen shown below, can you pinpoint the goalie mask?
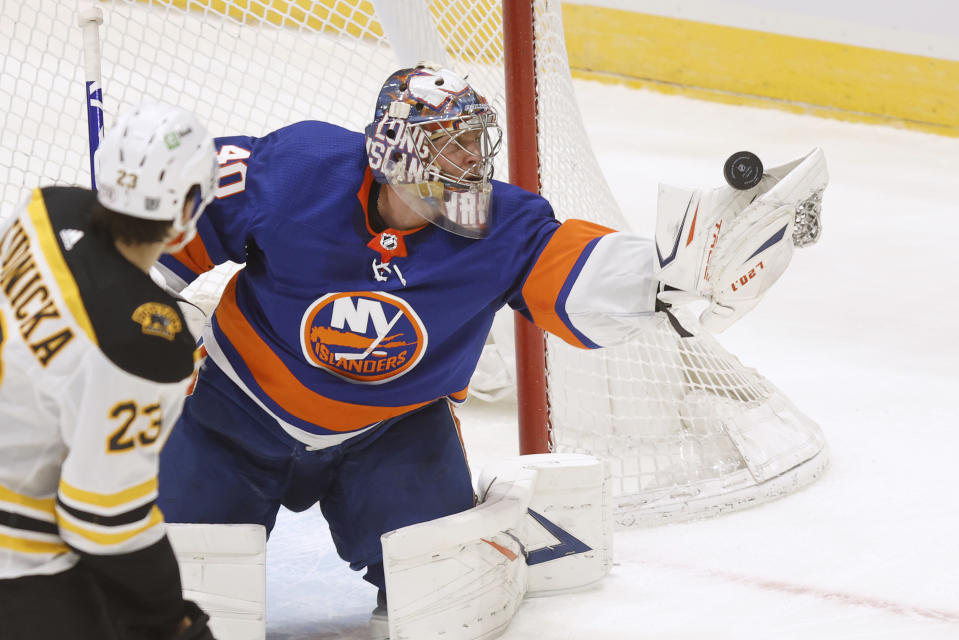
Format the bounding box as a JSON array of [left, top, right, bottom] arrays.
[[96, 102, 218, 252], [364, 64, 503, 239]]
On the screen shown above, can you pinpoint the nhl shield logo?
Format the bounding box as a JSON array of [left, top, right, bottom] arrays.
[[379, 233, 398, 251], [300, 291, 427, 384]]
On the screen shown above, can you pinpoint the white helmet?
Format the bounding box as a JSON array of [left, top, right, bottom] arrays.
[[96, 102, 218, 250]]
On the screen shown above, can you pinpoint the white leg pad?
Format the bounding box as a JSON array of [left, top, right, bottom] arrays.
[[166, 523, 267, 640], [507, 453, 613, 596], [381, 453, 611, 639]]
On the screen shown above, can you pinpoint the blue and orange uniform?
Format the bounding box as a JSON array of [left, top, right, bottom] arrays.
[[156, 120, 659, 590]]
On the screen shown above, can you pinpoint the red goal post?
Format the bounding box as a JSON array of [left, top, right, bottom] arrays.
[[502, 0, 551, 455], [0, 0, 827, 527]]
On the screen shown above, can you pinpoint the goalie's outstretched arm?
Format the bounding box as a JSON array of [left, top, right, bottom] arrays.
[[509, 147, 827, 348]]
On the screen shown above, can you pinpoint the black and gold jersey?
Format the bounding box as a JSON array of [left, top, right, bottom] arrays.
[[0, 186, 196, 578]]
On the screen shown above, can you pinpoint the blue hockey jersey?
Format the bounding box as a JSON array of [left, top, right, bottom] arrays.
[[158, 121, 659, 447]]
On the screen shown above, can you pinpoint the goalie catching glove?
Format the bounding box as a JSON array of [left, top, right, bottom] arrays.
[[654, 147, 828, 332]]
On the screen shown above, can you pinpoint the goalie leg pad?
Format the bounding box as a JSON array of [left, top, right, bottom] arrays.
[[166, 523, 267, 640], [380, 453, 612, 639], [507, 453, 613, 596]]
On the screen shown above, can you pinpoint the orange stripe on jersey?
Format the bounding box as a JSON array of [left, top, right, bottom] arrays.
[[447, 400, 472, 478], [358, 167, 374, 224], [215, 275, 433, 432], [169, 232, 215, 277], [184, 345, 208, 397], [521, 219, 615, 348]]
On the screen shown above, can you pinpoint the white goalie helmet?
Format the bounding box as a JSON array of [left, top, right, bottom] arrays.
[[96, 102, 218, 251]]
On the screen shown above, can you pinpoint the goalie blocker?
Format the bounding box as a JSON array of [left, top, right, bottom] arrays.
[[655, 147, 828, 332]]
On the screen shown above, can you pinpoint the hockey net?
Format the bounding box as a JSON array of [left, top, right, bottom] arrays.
[[0, 0, 826, 527]]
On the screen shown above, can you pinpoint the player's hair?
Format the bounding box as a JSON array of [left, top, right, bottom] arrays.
[[91, 186, 199, 245]]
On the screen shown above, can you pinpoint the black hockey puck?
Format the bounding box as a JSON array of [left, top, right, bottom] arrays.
[[723, 151, 764, 190]]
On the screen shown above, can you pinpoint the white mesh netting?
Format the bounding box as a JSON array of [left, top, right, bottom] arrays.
[[0, 0, 826, 526]]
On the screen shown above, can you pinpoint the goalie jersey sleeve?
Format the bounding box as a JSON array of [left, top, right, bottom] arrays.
[[156, 125, 329, 289], [154, 121, 660, 445], [510, 217, 661, 349], [0, 187, 196, 631]]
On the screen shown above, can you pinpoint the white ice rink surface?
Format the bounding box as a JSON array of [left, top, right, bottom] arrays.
[[264, 81, 959, 639]]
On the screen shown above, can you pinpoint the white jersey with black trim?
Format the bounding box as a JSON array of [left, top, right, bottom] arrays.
[[0, 187, 197, 579]]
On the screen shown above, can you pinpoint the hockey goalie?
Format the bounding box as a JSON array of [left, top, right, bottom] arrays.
[[379, 148, 829, 640], [148, 61, 828, 640]]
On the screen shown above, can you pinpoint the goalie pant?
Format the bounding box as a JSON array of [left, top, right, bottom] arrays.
[[0, 187, 207, 639], [154, 119, 664, 591]]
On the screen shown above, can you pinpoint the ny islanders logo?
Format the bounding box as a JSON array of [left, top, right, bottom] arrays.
[[300, 291, 427, 384]]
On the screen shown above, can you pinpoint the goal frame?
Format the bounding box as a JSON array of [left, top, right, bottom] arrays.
[[499, 1, 826, 525], [503, 0, 552, 456]]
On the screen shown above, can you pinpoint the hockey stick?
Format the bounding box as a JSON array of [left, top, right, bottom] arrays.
[[77, 6, 105, 190]]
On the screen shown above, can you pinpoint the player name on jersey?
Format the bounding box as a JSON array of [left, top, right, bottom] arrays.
[[0, 219, 74, 366]]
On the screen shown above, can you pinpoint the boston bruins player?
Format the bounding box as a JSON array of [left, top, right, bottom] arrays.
[[0, 103, 218, 639]]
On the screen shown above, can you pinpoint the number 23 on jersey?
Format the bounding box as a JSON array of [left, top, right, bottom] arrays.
[[106, 400, 163, 453]]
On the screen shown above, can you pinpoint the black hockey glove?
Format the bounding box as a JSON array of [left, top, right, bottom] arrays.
[[171, 600, 216, 640]]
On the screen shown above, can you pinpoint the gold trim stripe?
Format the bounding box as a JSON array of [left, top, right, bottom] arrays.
[[25, 190, 97, 343], [58, 504, 163, 546], [0, 531, 69, 554], [59, 477, 157, 510], [562, 5, 959, 137], [0, 483, 56, 515]]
